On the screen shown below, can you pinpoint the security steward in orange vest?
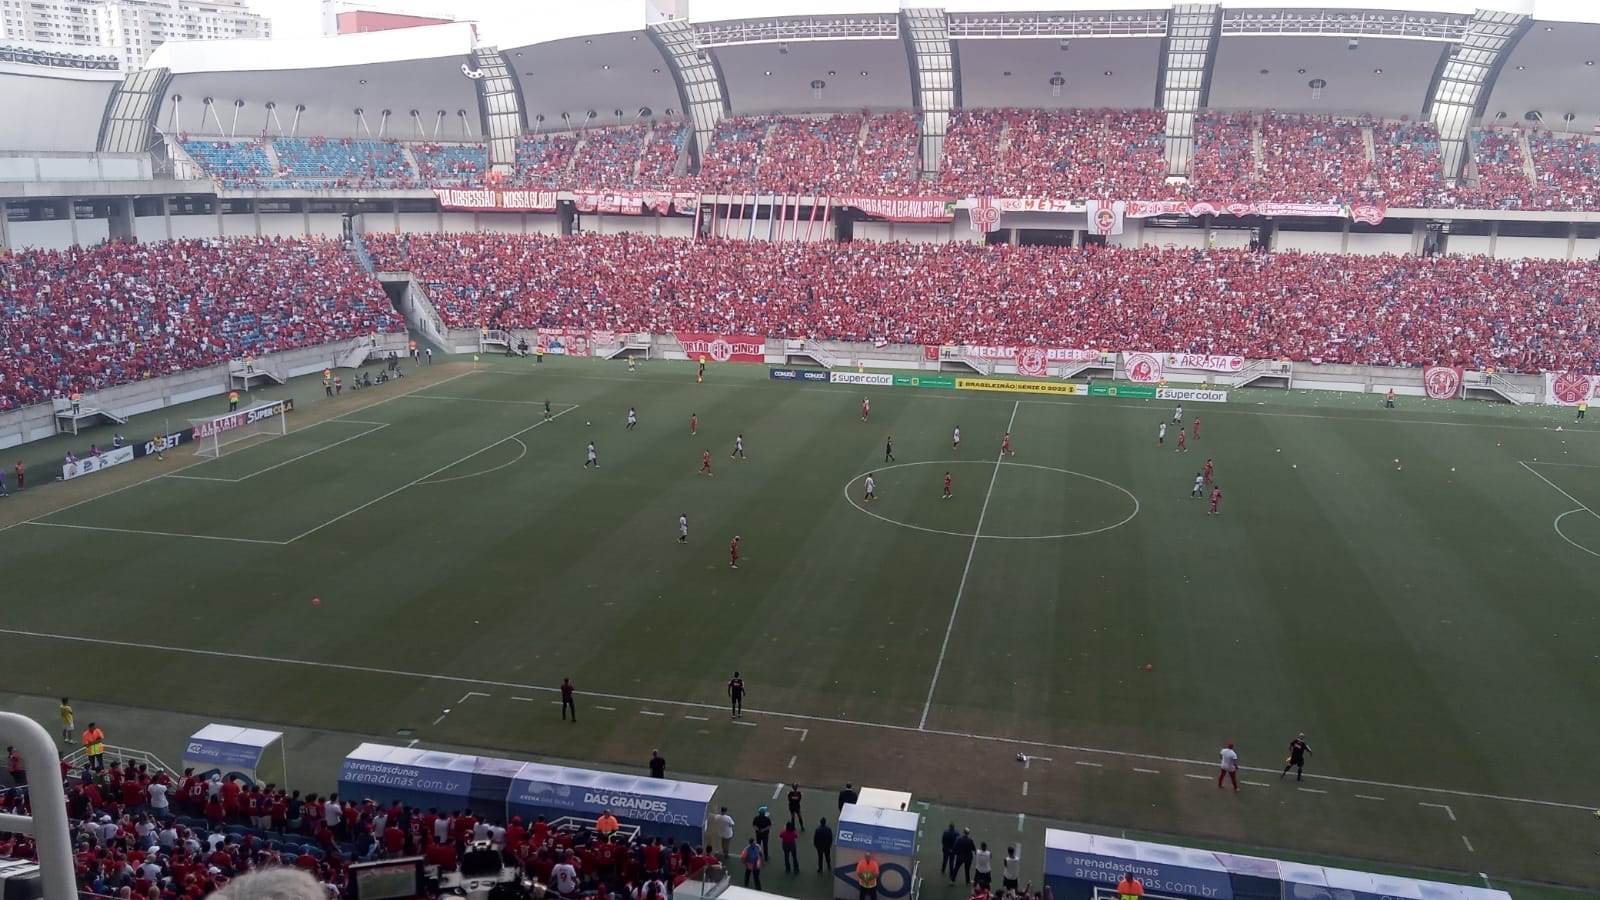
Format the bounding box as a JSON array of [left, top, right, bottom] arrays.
[[1117, 872, 1145, 900], [82, 722, 106, 771], [228, 390, 239, 412], [856, 852, 881, 900]]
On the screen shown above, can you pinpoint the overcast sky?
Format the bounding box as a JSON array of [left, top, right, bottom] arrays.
[[247, 0, 1600, 42]]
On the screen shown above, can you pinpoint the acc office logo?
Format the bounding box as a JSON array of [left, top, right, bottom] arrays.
[[1423, 366, 1462, 400], [1550, 372, 1594, 405], [833, 862, 914, 898], [1123, 353, 1163, 383]]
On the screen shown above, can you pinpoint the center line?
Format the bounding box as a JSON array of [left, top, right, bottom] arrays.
[[920, 400, 1019, 730]]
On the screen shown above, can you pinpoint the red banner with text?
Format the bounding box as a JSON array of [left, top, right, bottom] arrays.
[[674, 332, 767, 364], [433, 188, 558, 212]]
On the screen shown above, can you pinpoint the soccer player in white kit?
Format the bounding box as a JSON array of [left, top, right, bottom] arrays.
[[585, 441, 598, 468], [1158, 422, 1167, 445], [863, 473, 877, 502], [1173, 405, 1183, 423], [731, 434, 746, 459], [678, 514, 689, 543], [1192, 472, 1204, 498], [627, 408, 638, 430], [952, 425, 961, 450]]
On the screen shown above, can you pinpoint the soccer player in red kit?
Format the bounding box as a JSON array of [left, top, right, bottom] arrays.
[[943, 471, 953, 499], [861, 397, 870, 421], [699, 450, 714, 476], [729, 535, 740, 569], [1208, 486, 1222, 516], [690, 413, 698, 435], [1193, 418, 1201, 440], [1001, 432, 1013, 456], [1203, 458, 1214, 485], [1176, 429, 1187, 452]]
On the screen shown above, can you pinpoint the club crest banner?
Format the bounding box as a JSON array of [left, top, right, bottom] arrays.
[[1121, 352, 1165, 384], [1422, 365, 1464, 400], [1544, 372, 1599, 406]]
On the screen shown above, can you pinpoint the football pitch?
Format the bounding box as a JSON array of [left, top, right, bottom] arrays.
[[3, 357, 1600, 890]]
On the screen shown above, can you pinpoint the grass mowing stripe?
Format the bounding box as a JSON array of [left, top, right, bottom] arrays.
[[283, 403, 579, 543], [0, 624, 1591, 813], [918, 399, 1020, 730]]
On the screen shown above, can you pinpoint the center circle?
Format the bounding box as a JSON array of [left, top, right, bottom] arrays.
[[842, 460, 1140, 541]]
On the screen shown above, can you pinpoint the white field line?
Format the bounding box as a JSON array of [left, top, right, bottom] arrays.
[[0, 626, 1590, 814], [283, 405, 578, 543], [920, 400, 1020, 730], [1518, 460, 1598, 516], [22, 521, 286, 545], [170, 422, 389, 484], [5, 369, 477, 534], [417, 438, 527, 486]]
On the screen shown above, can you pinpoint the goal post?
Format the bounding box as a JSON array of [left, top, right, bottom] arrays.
[[189, 398, 294, 458]]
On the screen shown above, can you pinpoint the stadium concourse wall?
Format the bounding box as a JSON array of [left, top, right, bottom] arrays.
[[473, 329, 1543, 401], [0, 333, 410, 451]]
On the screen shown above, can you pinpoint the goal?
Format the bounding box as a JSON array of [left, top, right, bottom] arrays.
[[189, 398, 292, 458]]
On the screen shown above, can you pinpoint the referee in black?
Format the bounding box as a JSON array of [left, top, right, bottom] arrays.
[[1281, 733, 1313, 781], [884, 435, 895, 463]]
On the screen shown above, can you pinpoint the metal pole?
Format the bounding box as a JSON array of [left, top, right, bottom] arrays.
[[0, 712, 76, 900]]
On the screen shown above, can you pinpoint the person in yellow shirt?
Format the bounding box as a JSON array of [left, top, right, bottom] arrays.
[[59, 698, 74, 744], [855, 852, 881, 900], [1578, 399, 1588, 422], [596, 809, 619, 840]]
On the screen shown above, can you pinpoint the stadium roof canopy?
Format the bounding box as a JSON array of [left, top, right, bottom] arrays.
[[7, 1, 1599, 165]]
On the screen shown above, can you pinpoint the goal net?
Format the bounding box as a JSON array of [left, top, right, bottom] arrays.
[[189, 398, 293, 458]]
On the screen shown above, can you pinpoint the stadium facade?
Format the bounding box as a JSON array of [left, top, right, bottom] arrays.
[[1, 1, 1600, 258]]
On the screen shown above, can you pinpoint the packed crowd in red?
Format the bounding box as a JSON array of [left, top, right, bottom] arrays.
[[0, 238, 402, 411], [366, 232, 1600, 373], [941, 108, 1168, 199], [0, 758, 718, 899], [175, 110, 1600, 210]]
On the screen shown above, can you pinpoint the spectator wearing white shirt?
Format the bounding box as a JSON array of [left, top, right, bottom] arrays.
[[974, 842, 993, 889], [1218, 741, 1240, 792], [551, 851, 580, 898], [711, 806, 736, 859], [147, 780, 170, 815], [1001, 846, 1021, 891]]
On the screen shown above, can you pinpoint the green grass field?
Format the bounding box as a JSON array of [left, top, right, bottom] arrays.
[[4, 357, 1600, 891]]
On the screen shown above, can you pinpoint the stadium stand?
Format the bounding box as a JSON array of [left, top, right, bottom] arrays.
[[510, 132, 581, 188], [637, 120, 690, 189], [168, 110, 1492, 207], [411, 142, 488, 188], [1528, 131, 1600, 211], [0, 238, 402, 410], [0, 767, 721, 898], [179, 138, 277, 189], [940, 108, 1169, 199], [1371, 120, 1447, 208], [366, 232, 1600, 374], [1465, 127, 1535, 210], [272, 137, 414, 189]]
